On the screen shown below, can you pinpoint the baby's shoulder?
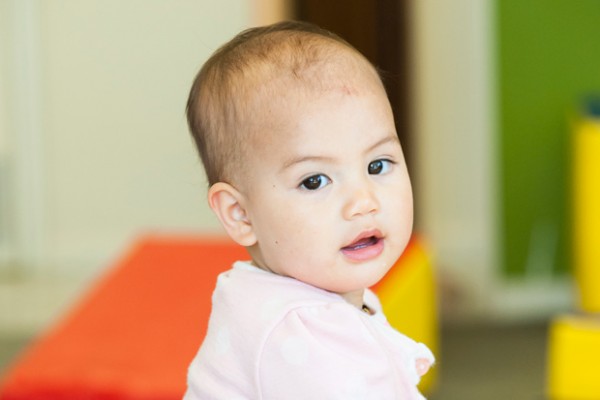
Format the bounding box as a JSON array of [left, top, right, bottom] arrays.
[[214, 261, 345, 317]]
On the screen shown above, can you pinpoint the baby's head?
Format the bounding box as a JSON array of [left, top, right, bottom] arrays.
[[187, 21, 413, 306]]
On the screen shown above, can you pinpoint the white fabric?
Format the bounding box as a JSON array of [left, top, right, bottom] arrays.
[[184, 261, 434, 399]]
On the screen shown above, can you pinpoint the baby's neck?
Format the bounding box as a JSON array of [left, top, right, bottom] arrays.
[[340, 289, 365, 310]]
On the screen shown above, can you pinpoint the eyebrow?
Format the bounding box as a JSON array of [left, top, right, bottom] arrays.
[[280, 133, 399, 172], [367, 134, 400, 152], [281, 155, 336, 172]]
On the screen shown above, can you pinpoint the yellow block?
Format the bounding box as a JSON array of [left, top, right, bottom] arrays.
[[573, 118, 600, 312], [547, 315, 600, 399], [374, 238, 438, 393]]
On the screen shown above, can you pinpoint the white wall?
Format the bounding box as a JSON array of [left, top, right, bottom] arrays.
[[412, 0, 499, 317], [2, 0, 254, 276], [0, 4, 7, 159], [0, 0, 295, 336], [0, 0, 18, 268]]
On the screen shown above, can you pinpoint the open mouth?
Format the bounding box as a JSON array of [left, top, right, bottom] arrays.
[[342, 236, 381, 251], [341, 231, 384, 261]]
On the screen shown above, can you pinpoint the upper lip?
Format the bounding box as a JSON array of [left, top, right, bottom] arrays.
[[342, 229, 383, 249]]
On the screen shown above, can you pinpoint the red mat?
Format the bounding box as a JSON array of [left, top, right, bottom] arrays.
[[0, 235, 248, 400]]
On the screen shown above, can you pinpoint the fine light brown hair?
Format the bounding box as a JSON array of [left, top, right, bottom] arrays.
[[186, 20, 380, 187]]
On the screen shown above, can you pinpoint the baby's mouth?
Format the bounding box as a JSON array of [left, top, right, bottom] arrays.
[[342, 236, 380, 251], [341, 230, 385, 261]]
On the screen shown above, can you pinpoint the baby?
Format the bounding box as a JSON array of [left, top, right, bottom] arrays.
[[184, 21, 434, 399]]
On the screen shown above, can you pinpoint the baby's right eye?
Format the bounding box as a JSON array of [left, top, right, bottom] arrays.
[[300, 174, 331, 190]]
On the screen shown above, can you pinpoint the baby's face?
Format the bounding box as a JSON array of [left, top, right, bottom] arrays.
[[240, 78, 413, 302]]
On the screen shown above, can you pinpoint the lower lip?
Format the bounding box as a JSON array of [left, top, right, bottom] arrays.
[[341, 238, 384, 262]]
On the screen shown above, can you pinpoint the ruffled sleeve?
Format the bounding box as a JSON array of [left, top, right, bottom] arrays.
[[256, 302, 430, 400]]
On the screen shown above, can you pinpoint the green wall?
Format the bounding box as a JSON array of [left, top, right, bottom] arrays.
[[497, 1, 600, 276]]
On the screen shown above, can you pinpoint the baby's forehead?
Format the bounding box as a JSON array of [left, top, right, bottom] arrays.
[[238, 43, 384, 129], [244, 52, 380, 106]]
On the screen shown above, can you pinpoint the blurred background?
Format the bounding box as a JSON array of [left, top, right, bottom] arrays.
[[1, 0, 599, 398]]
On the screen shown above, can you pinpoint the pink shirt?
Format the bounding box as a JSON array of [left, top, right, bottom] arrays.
[[184, 261, 434, 399]]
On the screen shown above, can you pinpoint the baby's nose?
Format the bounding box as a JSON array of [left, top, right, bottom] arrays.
[[343, 186, 379, 219]]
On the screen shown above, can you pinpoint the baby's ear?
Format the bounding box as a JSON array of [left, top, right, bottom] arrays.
[[207, 182, 256, 247]]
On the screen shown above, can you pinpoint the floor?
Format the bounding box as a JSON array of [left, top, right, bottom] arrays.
[[0, 322, 549, 399], [430, 322, 549, 400]]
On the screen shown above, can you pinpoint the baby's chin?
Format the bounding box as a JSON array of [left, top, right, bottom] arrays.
[[321, 270, 390, 296]]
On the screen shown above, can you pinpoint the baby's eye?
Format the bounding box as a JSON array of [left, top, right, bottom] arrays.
[[368, 159, 393, 175], [300, 174, 331, 190]]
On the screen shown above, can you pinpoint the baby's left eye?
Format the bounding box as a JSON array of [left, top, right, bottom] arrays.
[[368, 159, 393, 175]]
